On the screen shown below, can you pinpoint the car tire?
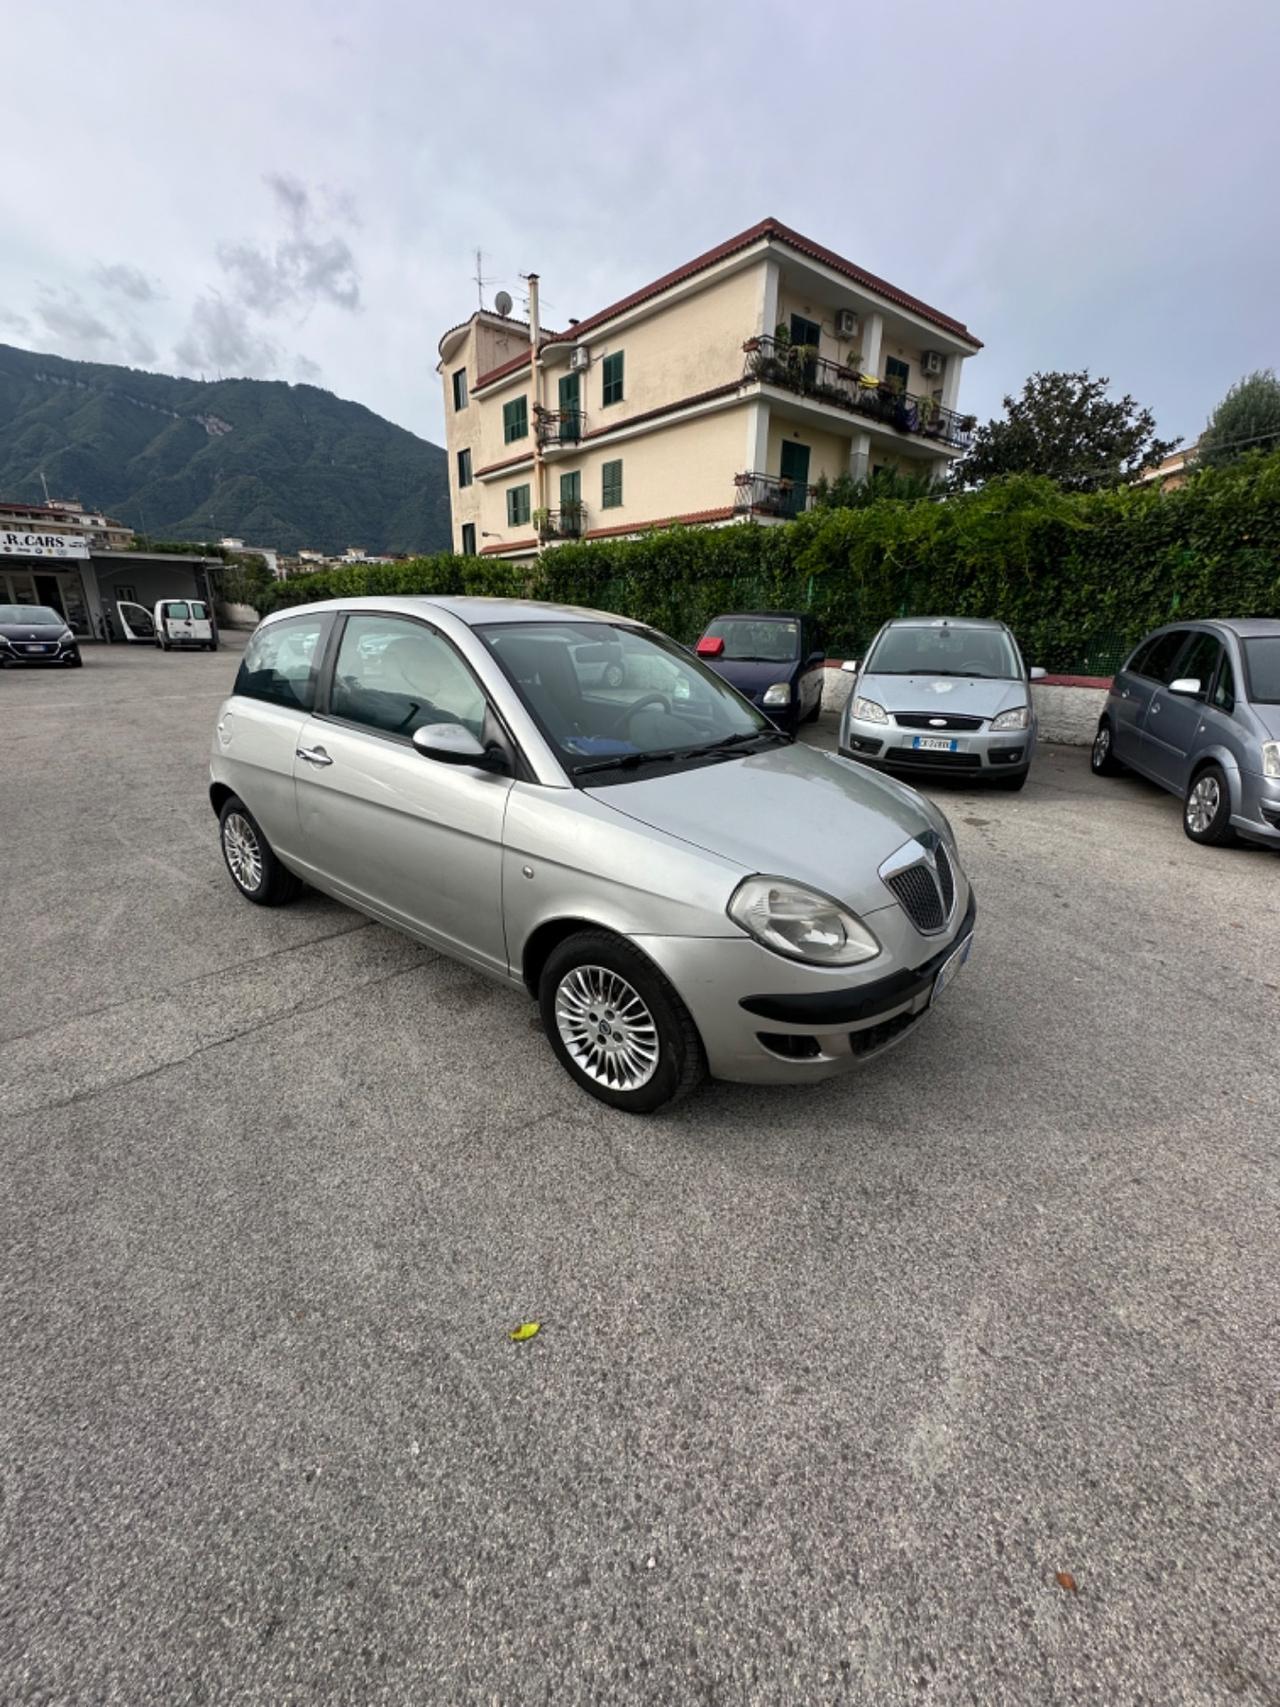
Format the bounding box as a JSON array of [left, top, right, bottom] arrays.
[[70, 655, 83, 668], [218, 797, 304, 905], [208, 640, 219, 652], [539, 930, 706, 1114], [992, 769, 1028, 791], [1183, 763, 1238, 847], [1091, 718, 1125, 776], [804, 696, 822, 723]]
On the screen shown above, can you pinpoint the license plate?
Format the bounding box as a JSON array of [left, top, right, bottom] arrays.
[[912, 735, 957, 752], [932, 933, 973, 1003]]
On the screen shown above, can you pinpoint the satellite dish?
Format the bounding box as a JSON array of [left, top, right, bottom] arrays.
[[493, 290, 513, 317]]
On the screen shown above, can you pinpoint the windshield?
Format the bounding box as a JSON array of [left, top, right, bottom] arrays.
[[866, 623, 1019, 679], [703, 617, 800, 662], [1242, 636, 1280, 703], [476, 620, 775, 782], [0, 605, 64, 626]]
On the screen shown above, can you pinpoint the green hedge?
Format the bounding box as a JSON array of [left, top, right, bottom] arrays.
[[260, 450, 1280, 672]]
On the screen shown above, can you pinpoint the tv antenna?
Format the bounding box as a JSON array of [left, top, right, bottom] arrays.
[[473, 248, 498, 311]]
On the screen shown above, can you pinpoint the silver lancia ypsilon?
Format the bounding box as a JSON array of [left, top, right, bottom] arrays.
[[210, 598, 975, 1113]]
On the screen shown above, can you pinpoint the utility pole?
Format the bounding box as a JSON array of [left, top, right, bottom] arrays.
[[39, 470, 51, 504]]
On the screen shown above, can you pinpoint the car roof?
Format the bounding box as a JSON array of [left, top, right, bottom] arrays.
[[261, 594, 642, 629], [1142, 617, 1280, 641], [707, 611, 807, 623], [883, 616, 1008, 632]]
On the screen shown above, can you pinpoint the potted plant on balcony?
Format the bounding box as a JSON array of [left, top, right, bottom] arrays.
[[560, 499, 584, 538], [917, 396, 942, 438], [533, 506, 553, 541]]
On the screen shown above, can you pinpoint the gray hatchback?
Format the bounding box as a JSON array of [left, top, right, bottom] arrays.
[[1090, 618, 1280, 847]]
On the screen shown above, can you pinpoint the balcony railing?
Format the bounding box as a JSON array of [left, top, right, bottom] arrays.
[[536, 502, 586, 541], [535, 407, 584, 448], [742, 336, 975, 450], [734, 471, 813, 519]]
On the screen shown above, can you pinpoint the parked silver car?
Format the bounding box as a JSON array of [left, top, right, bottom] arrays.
[[839, 617, 1045, 790], [1090, 618, 1280, 848], [210, 597, 976, 1112]]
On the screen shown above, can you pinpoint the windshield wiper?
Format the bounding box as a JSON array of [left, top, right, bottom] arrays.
[[571, 728, 788, 778]]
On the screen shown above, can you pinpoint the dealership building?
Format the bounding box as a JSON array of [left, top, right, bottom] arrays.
[[0, 499, 221, 640]]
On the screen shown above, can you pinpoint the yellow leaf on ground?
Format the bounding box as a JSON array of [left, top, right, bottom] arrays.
[[509, 1321, 541, 1342]]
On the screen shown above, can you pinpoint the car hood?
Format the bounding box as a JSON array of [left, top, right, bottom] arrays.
[[709, 658, 798, 695], [0, 621, 68, 640], [587, 740, 939, 916], [859, 672, 1027, 719]]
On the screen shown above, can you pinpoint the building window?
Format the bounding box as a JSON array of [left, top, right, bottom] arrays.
[[790, 314, 821, 350], [457, 448, 473, 488], [602, 460, 623, 510], [602, 351, 624, 407], [884, 356, 910, 394], [507, 484, 531, 527], [452, 367, 468, 411], [503, 396, 529, 443], [461, 523, 476, 556]]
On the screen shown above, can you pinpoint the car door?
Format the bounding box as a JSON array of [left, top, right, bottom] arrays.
[[1143, 630, 1222, 789], [160, 600, 196, 644], [216, 611, 332, 856], [291, 611, 513, 976], [799, 618, 825, 716], [116, 600, 157, 643], [1115, 630, 1189, 774]]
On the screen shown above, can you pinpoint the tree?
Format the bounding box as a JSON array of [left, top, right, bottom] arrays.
[[1197, 369, 1280, 469], [956, 370, 1179, 493], [811, 467, 938, 508]]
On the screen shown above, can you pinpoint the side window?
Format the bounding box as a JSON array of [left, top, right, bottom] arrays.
[[234, 614, 327, 711], [460, 522, 477, 557], [1175, 632, 1222, 698], [885, 355, 911, 392], [190, 601, 209, 620], [330, 615, 487, 740], [457, 448, 472, 488], [167, 601, 191, 620], [1132, 630, 1190, 684], [452, 368, 468, 411], [1212, 653, 1237, 713]]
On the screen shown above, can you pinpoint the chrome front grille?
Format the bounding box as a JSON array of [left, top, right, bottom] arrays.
[[881, 837, 957, 934], [894, 712, 985, 731]]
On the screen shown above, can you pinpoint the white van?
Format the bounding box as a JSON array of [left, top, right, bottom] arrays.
[[117, 599, 218, 651]]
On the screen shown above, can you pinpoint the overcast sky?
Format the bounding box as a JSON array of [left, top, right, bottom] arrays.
[[2, 0, 1275, 450]]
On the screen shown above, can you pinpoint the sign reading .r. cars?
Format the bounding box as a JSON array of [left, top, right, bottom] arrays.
[[0, 531, 90, 559]]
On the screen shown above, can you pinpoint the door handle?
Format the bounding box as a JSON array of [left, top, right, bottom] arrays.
[[296, 745, 333, 766], [1149, 700, 1160, 715]]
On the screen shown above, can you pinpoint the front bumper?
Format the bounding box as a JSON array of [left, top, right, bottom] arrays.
[[0, 640, 79, 665], [635, 886, 976, 1084], [1234, 769, 1280, 846], [840, 712, 1033, 776]]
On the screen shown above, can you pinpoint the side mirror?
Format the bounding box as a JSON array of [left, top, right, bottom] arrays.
[[412, 723, 491, 766], [840, 659, 860, 675], [695, 636, 725, 657], [806, 649, 825, 665], [1168, 676, 1202, 697], [1029, 666, 1047, 680]]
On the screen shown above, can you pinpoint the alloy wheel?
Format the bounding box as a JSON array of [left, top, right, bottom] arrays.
[[223, 811, 264, 892], [1092, 726, 1110, 768], [554, 964, 660, 1091], [1186, 775, 1220, 835]]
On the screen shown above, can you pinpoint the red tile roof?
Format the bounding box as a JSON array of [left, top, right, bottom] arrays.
[[479, 535, 538, 556], [474, 449, 535, 479]]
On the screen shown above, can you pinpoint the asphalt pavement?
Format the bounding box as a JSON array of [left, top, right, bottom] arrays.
[[2, 639, 1278, 1706]]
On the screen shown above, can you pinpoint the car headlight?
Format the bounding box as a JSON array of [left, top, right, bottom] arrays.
[[762, 683, 792, 707], [990, 706, 1030, 731], [59, 631, 75, 645], [853, 696, 889, 725], [727, 876, 881, 966], [1263, 742, 1280, 779]]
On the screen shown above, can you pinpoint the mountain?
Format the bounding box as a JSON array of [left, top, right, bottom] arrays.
[[0, 343, 450, 555]]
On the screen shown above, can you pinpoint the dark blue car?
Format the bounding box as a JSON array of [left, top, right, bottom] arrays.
[[695, 611, 825, 732]]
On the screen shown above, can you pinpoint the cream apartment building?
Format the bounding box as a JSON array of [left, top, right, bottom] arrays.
[[436, 217, 982, 559]]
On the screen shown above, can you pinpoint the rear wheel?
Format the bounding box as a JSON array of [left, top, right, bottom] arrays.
[[539, 931, 705, 1114], [1184, 764, 1237, 846], [1091, 718, 1124, 776], [218, 797, 304, 905]]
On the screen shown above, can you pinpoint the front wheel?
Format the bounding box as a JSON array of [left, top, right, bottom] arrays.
[[1184, 764, 1238, 846], [539, 931, 705, 1114], [1091, 718, 1124, 776], [219, 797, 304, 905]]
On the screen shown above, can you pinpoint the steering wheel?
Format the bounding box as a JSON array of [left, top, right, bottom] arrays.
[[603, 692, 671, 734], [959, 660, 989, 675]]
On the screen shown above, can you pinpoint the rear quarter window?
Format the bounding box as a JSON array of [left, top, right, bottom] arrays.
[[234, 615, 328, 711]]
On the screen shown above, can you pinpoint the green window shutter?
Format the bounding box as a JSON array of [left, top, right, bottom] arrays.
[[602, 351, 624, 407], [559, 471, 581, 506], [602, 459, 623, 510], [503, 395, 528, 443], [507, 484, 531, 527]]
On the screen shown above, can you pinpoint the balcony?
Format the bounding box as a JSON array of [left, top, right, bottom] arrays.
[[536, 502, 585, 541], [535, 407, 584, 448], [734, 471, 813, 520], [742, 336, 975, 450]]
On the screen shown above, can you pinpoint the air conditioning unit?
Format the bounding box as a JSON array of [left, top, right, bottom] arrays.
[[569, 347, 591, 372], [835, 308, 859, 338], [920, 350, 945, 378]]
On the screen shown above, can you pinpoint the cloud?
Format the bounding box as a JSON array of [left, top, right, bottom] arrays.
[[293, 353, 323, 383], [0, 307, 30, 334], [33, 286, 115, 353], [217, 171, 361, 317], [175, 294, 279, 377], [92, 262, 163, 303]]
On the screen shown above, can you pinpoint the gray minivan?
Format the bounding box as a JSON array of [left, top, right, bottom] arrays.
[[1090, 619, 1280, 847]]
